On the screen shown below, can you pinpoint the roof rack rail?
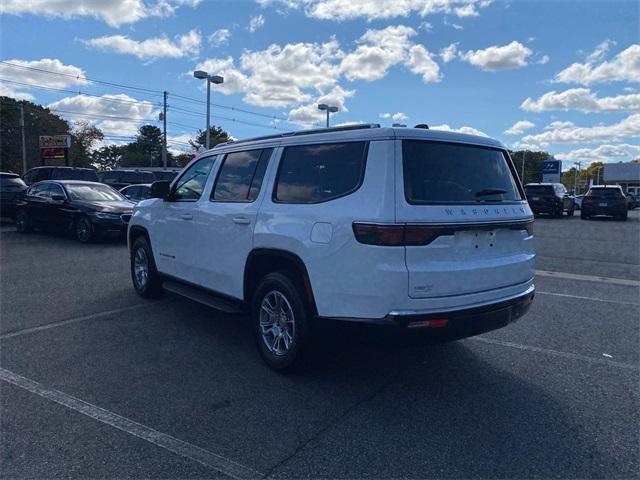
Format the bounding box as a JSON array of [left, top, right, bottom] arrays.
[[218, 123, 381, 147]]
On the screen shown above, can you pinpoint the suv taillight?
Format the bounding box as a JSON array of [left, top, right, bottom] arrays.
[[353, 221, 534, 246]]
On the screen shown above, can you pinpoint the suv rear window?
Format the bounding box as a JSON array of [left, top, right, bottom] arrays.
[[588, 188, 624, 198], [51, 169, 98, 181], [525, 185, 555, 196], [403, 141, 522, 204], [274, 142, 368, 204]]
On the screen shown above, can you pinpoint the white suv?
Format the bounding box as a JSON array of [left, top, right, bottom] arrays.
[[128, 124, 535, 370]]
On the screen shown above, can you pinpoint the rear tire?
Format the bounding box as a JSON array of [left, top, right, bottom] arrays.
[[581, 211, 589, 220], [15, 209, 32, 233], [567, 207, 575, 217], [252, 272, 311, 372], [618, 211, 628, 221], [130, 236, 163, 298], [75, 216, 94, 243]]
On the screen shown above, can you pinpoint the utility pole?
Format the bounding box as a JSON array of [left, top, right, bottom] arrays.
[[162, 91, 168, 167], [573, 161, 581, 194], [19, 104, 27, 174], [520, 150, 527, 184]]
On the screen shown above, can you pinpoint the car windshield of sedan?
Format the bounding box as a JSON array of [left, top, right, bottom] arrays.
[[65, 183, 126, 202]]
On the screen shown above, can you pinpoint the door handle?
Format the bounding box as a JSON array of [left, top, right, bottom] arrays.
[[180, 213, 193, 220], [232, 216, 251, 225]]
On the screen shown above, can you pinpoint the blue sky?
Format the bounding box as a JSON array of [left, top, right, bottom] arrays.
[[1, 0, 638, 166]]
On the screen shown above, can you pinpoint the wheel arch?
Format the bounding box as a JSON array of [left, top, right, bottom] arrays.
[[128, 225, 150, 251], [244, 248, 317, 316]]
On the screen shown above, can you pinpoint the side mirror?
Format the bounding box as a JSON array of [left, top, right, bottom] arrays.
[[150, 180, 171, 200], [51, 194, 65, 202]]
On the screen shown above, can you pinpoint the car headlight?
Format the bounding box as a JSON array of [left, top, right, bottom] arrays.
[[94, 212, 120, 219]]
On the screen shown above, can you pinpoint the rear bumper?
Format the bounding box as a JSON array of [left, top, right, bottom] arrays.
[[582, 206, 626, 216], [323, 284, 535, 336], [529, 202, 562, 214]]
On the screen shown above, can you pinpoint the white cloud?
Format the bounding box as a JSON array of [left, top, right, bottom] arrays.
[[85, 29, 201, 61], [521, 88, 640, 113], [248, 14, 265, 32], [340, 25, 441, 83], [48, 94, 158, 136], [451, 23, 463, 30], [0, 84, 35, 101], [379, 112, 408, 122], [0, 58, 88, 89], [208, 29, 231, 46], [418, 21, 433, 32], [430, 123, 489, 137], [537, 54, 549, 65], [459, 41, 532, 71], [504, 120, 535, 135], [555, 144, 640, 164], [440, 43, 458, 63], [407, 44, 442, 82], [554, 44, 640, 85], [194, 57, 249, 95], [544, 121, 575, 130], [257, 0, 492, 21], [287, 85, 354, 127], [522, 114, 640, 144], [586, 39, 616, 63], [0, 0, 200, 27]]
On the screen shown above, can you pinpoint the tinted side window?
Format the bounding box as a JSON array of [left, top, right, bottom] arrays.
[[173, 157, 216, 201], [81, 170, 98, 181], [35, 168, 52, 182], [102, 171, 121, 183], [212, 149, 272, 202], [274, 142, 367, 204], [121, 172, 141, 183], [142, 172, 156, 183], [49, 183, 65, 198], [122, 186, 139, 199], [28, 183, 50, 198]]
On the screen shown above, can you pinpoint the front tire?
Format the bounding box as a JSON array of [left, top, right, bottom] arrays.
[[15, 209, 32, 233], [581, 211, 590, 220], [566, 207, 575, 217], [130, 236, 163, 298], [252, 272, 311, 372], [75, 216, 94, 243]]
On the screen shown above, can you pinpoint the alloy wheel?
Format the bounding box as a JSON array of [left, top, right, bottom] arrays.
[[259, 290, 296, 356], [133, 247, 149, 289]]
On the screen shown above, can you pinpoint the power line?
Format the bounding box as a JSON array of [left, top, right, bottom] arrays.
[[0, 60, 306, 128]]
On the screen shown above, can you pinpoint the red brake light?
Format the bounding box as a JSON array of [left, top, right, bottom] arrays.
[[352, 223, 405, 246]]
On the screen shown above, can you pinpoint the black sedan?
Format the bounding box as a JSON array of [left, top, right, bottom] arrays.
[[15, 180, 134, 242], [0, 172, 27, 220]]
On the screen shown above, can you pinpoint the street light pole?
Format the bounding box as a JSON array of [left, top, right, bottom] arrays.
[[573, 161, 581, 193], [520, 150, 527, 184], [596, 166, 603, 185], [193, 71, 224, 150], [19, 104, 27, 175], [317, 104, 338, 128]]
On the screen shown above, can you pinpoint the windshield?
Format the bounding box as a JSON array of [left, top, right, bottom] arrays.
[[403, 141, 522, 204], [65, 183, 126, 202], [154, 171, 179, 181]]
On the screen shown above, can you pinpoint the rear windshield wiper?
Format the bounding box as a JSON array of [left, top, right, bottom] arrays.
[[475, 188, 507, 198]]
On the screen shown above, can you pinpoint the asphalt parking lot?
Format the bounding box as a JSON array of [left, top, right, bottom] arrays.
[[1, 212, 639, 479]]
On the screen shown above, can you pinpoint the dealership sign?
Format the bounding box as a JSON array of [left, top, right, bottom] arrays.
[[40, 135, 71, 149], [542, 159, 561, 183], [39, 135, 71, 165]]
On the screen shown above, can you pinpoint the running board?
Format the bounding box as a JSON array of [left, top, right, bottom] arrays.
[[162, 280, 244, 314]]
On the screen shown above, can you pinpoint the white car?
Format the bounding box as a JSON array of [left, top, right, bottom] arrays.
[[127, 124, 535, 370]]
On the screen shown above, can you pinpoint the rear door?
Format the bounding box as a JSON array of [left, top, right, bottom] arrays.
[[396, 139, 534, 299]]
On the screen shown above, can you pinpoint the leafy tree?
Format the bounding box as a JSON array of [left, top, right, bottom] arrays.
[[189, 126, 229, 151], [0, 97, 70, 174], [92, 145, 126, 171], [120, 124, 164, 167], [69, 121, 104, 167], [561, 161, 606, 192], [509, 150, 553, 185], [174, 153, 194, 167]]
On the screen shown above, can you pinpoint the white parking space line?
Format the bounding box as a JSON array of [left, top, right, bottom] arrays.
[[0, 302, 168, 341], [469, 337, 639, 371], [0, 367, 263, 480], [535, 269, 640, 287], [537, 291, 640, 307]]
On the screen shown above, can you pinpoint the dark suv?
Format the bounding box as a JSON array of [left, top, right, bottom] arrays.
[[581, 186, 628, 221], [100, 169, 156, 190], [23, 166, 98, 185], [0, 172, 27, 219], [524, 183, 575, 217]]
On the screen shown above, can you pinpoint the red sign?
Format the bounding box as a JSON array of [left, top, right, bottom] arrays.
[[41, 147, 66, 160]]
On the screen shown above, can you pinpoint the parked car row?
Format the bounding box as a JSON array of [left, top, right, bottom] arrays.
[[524, 183, 634, 221]]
